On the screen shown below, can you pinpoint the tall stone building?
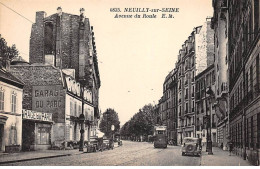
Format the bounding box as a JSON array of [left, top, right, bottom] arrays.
[[226, 0, 259, 165], [211, 0, 229, 150], [29, 7, 100, 96], [176, 19, 214, 145], [9, 7, 101, 150]]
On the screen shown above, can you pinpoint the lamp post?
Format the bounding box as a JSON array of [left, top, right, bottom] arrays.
[[79, 113, 85, 151], [79, 83, 86, 152], [206, 87, 213, 155]]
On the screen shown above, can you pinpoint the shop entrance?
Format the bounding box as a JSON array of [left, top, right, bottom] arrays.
[[0, 124, 3, 151], [22, 121, 35, 151]]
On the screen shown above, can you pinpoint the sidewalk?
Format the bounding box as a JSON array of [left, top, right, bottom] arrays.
[[0, 144, 120, 165], [201, 146, 252, 166], [0, 149, 83, 165]]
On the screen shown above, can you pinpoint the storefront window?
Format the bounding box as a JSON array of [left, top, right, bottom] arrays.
[[37, 126, 50, 145]]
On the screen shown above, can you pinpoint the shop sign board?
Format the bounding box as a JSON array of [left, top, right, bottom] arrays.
[[22, 109, 52, 122], [32, 85, 65, 123]]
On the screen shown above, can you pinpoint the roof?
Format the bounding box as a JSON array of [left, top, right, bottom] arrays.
[[0, 68, 24, 88]]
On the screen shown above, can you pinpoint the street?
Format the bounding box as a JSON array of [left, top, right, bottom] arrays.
[[4, 141, 201, 166]]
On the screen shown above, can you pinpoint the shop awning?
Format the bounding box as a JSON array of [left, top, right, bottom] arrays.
[[96, 129, 104, 138], [0, 114, 8, 124]]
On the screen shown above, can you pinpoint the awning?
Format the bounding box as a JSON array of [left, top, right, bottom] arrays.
[[96, 129, 104, 138], [0, 114, 8, 124]]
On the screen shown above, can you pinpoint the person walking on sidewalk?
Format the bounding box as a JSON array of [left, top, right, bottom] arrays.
[[228, 141, 233, 156]]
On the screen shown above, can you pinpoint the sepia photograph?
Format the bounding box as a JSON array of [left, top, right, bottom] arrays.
[[0, 0, 259, 166]]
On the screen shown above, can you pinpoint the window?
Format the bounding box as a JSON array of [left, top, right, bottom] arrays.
[[256, 55, 260, 91], [257, 113, 260, 148], [78, 105, 82, 115], [74, 102, 77, 117], [9, 125, 17, 145], [254, 0, 259, 33], [0, 88, 4, 111], [251, 116, 254, 148], [11, 92, 17, 113], [70, 99, 73, 116]]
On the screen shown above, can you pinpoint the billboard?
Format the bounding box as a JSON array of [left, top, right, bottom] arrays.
[[32, 85, 65, 123]]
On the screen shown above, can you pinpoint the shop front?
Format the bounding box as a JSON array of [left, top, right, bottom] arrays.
[[22, 109, 53, 151]]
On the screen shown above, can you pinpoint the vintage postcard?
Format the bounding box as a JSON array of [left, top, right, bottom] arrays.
[[0, 0, 259, 166]]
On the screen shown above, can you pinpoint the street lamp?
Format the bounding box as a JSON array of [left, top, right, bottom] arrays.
[[205, 87, 213, 155], [79, 83, 86, 152], [79, 113, 85, 151]]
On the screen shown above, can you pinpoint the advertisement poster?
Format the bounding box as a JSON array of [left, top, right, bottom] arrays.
[[0, 0, 259, 166]]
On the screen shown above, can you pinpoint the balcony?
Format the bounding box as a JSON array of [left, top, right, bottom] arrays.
[[220, 82, 228, 94], [212, 122, 217, 128], [179, 98, 182, 103], [196, 126, 200, 131], [196, 93, 200, 100]]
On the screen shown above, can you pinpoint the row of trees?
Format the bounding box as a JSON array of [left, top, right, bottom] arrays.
[[120, 104, 157, 141], [0, 34, 19, 68]]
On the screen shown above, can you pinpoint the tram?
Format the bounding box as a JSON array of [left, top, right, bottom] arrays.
[[153, 125, 167, 148]]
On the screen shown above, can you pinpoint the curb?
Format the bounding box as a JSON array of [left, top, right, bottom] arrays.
[[0, 152, 84, 165]]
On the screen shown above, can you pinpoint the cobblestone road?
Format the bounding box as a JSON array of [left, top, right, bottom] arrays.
[[4, 141, 201, 166]]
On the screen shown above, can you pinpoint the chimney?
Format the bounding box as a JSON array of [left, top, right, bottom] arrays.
[[57, 7, 62, 16]]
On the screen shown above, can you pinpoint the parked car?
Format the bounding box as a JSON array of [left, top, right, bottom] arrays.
[[181, 137, 202, 156], [102, 139, 110, 150]]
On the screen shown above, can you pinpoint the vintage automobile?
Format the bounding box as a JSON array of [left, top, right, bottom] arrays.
[[102, 139, 110, 150], [181, 137, 202, 156]]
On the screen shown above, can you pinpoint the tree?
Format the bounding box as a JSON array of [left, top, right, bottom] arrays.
[[99, 108, 120, 138], [120, 103, 157, 140], [0, 34, 19, 68]]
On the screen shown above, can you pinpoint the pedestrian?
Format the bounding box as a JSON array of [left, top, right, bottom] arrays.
[[229, 142, 233, 156], [198, 138, 202, 150]]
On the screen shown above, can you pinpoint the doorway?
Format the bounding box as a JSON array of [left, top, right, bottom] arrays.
[[0, 124, 4, 151]]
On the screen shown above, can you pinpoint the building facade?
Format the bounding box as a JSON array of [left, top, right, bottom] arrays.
[[195, 64, 217, 146], [158, 69, 178, 145], [10, 65, 96, 150], [8, 7, 101, 150], [227, 0, 260, 165], [0, 67, 24, 152], [176, 19, 214, 145], [211, 0, 230, 151]]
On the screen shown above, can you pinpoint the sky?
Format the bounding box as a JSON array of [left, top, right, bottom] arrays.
[[0, 0, 213, 125]]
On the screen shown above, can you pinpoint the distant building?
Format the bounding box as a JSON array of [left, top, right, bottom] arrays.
[[158, 68, 178, 145], [176, 19, 214, 145], [0, 66, 24, 152], [195, 64, 217, 146]]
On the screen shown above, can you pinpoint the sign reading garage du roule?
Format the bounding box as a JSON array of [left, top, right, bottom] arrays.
[[22, 109, 52, 122], [32, 85, 65, 123]]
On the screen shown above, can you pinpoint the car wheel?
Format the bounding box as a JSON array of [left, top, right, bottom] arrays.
[[186, 145, 195, 152], [182, 152, 185, 156]]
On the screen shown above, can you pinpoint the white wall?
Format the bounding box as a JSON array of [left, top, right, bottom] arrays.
[[0, 81, 23, 152]]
